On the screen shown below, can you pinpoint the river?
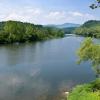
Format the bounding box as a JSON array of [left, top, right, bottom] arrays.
[[0, 35, 95, 100]]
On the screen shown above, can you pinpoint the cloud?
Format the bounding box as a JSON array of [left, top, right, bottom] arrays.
[[2, 7, 43, 23], [45, 11, 66, 20], [68, 11, 95, 19], [68, 12, 83, 17], [44, 11, 96, 24], [0, 5, 97, 24], [0, 0, 99, 24]]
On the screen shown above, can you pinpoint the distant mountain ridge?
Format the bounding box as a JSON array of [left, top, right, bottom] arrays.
[[45, 23, 80, 28]]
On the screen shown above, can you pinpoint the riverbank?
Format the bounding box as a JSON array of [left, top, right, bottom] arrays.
[[68, 78, 100, 100]]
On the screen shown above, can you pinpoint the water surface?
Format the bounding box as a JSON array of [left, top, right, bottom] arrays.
[[0, 35, 95, 100]]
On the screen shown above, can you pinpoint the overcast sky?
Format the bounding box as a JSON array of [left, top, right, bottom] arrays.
[[0, 0, 100, 24]]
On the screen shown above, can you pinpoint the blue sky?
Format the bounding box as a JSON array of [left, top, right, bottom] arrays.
[[0, 0, 99, 24]]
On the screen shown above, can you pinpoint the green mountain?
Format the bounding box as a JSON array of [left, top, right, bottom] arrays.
[[45, 23, 80, 29], [45, 23, 80, 34], [74, 20, 100, 38]]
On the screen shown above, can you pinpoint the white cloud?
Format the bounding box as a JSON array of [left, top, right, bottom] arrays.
[[44, 11, 96, 24], [68, 11, 95, 19], [5, 12, 25, 21], [45, 11, 66, 19], [2, 7, 43, 23], [0, 0, 99, 24], [68, 12, 83, 17], [0, 6, 97, 24]]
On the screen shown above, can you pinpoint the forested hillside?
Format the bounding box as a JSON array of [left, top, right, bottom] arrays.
[[0, 21, 64, 44], [74, 20, 100, 38]]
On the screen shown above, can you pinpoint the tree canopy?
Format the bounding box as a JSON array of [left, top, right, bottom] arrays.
[[74, 20, 100, 38], [77, 38, 100, 77], [0, 21, 64, 44], [90, 0, 100, 9]]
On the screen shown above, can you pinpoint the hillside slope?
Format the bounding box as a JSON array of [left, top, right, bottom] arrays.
[[0, 20, 64, 44], [74, 20, 100, 38]]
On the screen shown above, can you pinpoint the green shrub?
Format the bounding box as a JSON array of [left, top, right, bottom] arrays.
[[68, 79, 100, 100]]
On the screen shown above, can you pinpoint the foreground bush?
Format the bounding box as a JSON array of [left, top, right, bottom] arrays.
[[68, 79, 100, 100]]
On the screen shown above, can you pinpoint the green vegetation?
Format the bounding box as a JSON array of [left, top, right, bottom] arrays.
[[77, 38, 100, 76], [62, 27, 77, 34], [68, 79, 100, 100], [0, 20, 64, 44], [74, 20, 100, 38], [68, 38, 100, 100], [67, 1, 100, 100]]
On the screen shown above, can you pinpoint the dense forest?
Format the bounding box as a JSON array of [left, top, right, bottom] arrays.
[[74, 20, 100, 38], [0, 21, 64, 44]]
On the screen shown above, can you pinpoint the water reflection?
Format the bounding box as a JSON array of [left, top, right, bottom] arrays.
[[0, 67, 50, 100], [0, 36, 96, 100]]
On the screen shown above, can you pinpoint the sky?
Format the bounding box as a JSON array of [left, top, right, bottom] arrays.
[[0, 0, 100, 25]]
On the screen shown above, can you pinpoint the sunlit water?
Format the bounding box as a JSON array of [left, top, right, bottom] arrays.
[[0, 35, 96, 100]]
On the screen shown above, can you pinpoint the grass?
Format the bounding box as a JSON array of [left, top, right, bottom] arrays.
[[68, 78, 100, 100]]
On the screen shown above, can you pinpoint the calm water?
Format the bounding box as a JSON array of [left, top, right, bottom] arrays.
[[0, 35, 96, 100]]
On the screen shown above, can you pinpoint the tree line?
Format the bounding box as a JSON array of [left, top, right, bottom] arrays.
[[74, 20, 100, 38], [0, 21, 64, 44]]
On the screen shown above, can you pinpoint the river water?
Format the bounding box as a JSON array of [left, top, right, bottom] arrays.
[[0, 35, 95, 100]]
